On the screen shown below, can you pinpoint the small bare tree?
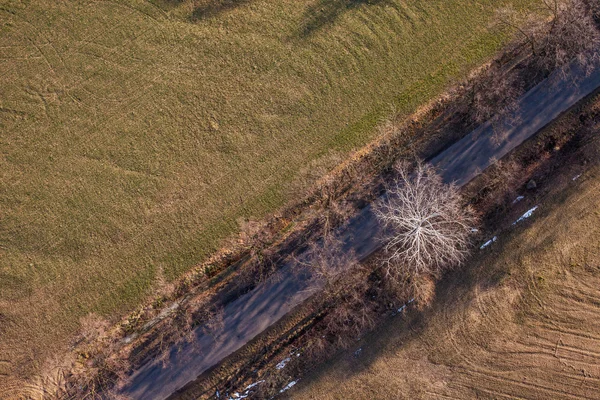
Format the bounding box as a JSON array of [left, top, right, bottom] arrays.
[[467, 67, 523, 127], [536, 0, 600, 76], [498, 0, 600, 77], [375, 162, 476, 279], [298, 236, 375, 348]]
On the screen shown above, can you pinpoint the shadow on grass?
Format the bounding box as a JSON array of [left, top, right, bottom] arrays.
[[189, 0, 254, 21], [298, 0, 388, 38], [187, 0, 387, 31], [149, 0, 186, 12]]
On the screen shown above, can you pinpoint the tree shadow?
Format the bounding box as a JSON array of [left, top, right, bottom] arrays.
[[149, 0, 186, 12], [298, 0, 388, 38], [294, 232, 518, 397], [189, 0, 255, 21], [184, 0, 387, 28]]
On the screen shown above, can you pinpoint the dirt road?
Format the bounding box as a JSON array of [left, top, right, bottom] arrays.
[[119, 62, 600, 400]]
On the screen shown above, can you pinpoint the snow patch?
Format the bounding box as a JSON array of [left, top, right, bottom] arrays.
[[276, 357, 291, 370], [513, 206, 539, 225], [354, 347, 362, 358], [245, 381, 265, 391], [480, 236, 497, 249], [225, 379, 265, 399], [512, 196, 524, 204], [280, 381, 297, 393], [396, 298, 415, 314]]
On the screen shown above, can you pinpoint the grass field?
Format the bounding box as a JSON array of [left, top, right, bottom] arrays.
[[0, 0, 537, 382], [291, 129, 600, 398]]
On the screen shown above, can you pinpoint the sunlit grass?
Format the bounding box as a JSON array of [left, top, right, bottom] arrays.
[[0, 0, 537, 376]]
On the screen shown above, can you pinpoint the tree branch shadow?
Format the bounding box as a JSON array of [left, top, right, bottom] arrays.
[[298, 0, 388, 38], [184, 0, 388, 29], [189, 0, 254, 21]]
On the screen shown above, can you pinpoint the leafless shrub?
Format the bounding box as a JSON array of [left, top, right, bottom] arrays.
[[311, 174, 353, 236], [469, 158, 522, 211], [302, 235, 354, 287], [287, 151, 345, 204], [66, 341, 133, 400], [173, 304, 197, 343], [377, 267, 437, 310], [235, 247, 278, 289], [237, 217, 271, 250], [202, 306, 225, 341], [321, 302, 374, 348], [78, 313, 111, 345], [300, 236, 375, 348], [537, 0, 600, 76], [154, 265, 176, 303], [375, 162, 477, 280], [463, 66, 524, 127], [451, 51, 526, 136], [302, 334, 329, 364], [457, 0, 600, 134]]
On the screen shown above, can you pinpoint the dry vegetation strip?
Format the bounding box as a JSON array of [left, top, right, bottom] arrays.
[[291, 134, 600, 399], [0, 0, 540, 385]]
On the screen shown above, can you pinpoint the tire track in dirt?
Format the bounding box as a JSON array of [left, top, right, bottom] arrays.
[[428, 196, 600, 400], [454, 366, 595, 399], [433, 272, 600, 399], [0, 379, 51, 400], [0, 360, 11, 378]]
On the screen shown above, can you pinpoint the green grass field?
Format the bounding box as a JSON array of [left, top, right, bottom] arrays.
[[0, 0, 536, 378]]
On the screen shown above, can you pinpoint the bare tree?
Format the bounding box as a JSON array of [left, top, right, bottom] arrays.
[[536, 0, 600, 76], [303, 235, 354, 287], [298, 236, 375, 348], [498, 0, 600, 77], [467, 67, 523, 127], [452, 0, 600, 145], [456, 64, 525, 143], [375, 162, 476, 279]]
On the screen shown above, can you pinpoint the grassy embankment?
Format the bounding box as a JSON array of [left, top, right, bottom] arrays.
[[0, 0, 537, 382], [292, 112, 600, 399]]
